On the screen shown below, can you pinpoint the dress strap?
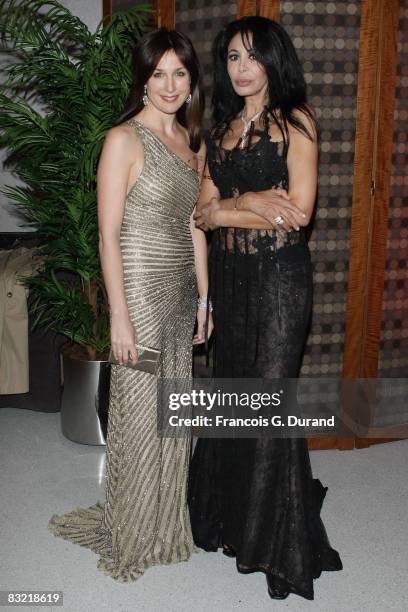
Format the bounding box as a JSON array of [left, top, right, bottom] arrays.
[[125, 119, 163, 172], [126, 118, 147, 143]]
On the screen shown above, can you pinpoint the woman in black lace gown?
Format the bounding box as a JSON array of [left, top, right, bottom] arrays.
[[189, 17, 342, 600]]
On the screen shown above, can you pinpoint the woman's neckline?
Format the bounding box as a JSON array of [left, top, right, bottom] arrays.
[[216, 132, 284, 153], [216, 111, 284, 153], [129, 119, 199, 175]]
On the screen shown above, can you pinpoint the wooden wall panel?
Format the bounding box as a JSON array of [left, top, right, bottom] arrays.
[[153, 0, 175, 28], [258, 1, 279, 21], [102, 0, 111, 22], [102, 0, 162, 27], [342, 0, 401, 448], [237, 0, 279, 20], [237, 0, 257, 17], [343, 0, 399, 379]]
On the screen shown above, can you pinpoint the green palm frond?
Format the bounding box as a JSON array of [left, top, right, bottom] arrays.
[[0, 0, 151, 358]]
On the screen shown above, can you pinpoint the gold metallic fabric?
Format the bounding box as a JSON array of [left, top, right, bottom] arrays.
[[48, 120, 200, 582]]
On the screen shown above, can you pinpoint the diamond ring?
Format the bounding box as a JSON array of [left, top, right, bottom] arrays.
[[274, 215, 284, 225]]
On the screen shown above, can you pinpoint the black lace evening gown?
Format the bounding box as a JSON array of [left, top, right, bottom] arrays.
[[188, 124, 342, 600]]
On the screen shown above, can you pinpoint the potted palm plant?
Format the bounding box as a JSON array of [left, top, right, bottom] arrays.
[[0, 0, 150, 443]]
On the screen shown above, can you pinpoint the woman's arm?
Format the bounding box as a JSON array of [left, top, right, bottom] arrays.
[[195, 113, 318, 231], [191, 142, 214, 343], [239, 111, 318, 228], [190, 212, 208, 300], [97, 125, 142, 365], [194, 164, 306, 232], [285, 111, 318, 225], [190, 209, 214, 344], [194, 162, 282, 231]]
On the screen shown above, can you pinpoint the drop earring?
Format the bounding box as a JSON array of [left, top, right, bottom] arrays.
[[142, 84, 149, 106], [185, 94, 192, 104]]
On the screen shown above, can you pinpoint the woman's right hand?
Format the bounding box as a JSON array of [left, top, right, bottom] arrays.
[[194, 197, 221, 231], [110, 312, 138, 366], [237, 189, 306, 231]]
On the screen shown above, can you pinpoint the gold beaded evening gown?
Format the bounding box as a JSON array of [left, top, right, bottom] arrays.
[[48, 119, 199, 582]]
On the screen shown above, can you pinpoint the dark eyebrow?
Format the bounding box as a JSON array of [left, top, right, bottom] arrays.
[[153, 67, 186, 72], [228, 48, 256, 55]]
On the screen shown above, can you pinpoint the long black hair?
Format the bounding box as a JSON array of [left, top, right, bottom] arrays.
[[118, 28, 204, 152], [212, 16, 316, 146]]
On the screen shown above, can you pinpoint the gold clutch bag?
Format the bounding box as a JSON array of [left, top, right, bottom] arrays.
[[108, 345, 161, 375]]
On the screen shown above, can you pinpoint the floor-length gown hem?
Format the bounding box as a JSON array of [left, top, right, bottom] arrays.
[[189, 475, 342, 600], [48, 502, 196, 582], [48, 502, 199, 583]]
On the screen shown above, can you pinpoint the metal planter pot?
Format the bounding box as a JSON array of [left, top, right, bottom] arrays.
[[61, 354, 110, 445]]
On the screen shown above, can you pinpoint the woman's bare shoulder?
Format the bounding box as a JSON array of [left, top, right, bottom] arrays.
[[289, 106, 318, 141], [104, 123, 141, 146], [100, 123, 143, 168]]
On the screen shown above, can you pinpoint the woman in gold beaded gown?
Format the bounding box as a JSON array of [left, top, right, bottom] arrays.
[[48, 29, 212, 582]]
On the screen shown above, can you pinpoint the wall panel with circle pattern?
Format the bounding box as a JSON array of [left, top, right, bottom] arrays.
[[174, 1, 406, 381], [175, 0, 237, 124], [379, 0, 408, 377], [280, 1, 360, 376]]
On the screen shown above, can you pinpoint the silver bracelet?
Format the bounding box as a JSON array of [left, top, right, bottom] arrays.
[[197, 296, 213, 312]]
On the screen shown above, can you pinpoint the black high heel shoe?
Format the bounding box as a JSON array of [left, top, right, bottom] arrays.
[[222, 544, 236, 558], [266, 574, 290, 600]]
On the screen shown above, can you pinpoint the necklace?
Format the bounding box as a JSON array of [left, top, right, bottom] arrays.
[[240, 108, 263, 149]]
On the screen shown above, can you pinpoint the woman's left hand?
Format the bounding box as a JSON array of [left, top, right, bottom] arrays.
[[193, 308, 214, 345], [237, 189, 306, 231], [194, 197, 220, 231]]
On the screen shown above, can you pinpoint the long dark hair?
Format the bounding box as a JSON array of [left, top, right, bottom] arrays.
[[212, 16, 316, 147], [119, 28, 204, 152]]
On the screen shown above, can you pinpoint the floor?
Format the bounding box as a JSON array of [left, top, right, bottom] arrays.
[[1, 407, 407, 612]]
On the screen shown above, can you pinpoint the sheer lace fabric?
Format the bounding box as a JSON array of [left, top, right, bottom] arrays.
[[188, 123, 342, 600]]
